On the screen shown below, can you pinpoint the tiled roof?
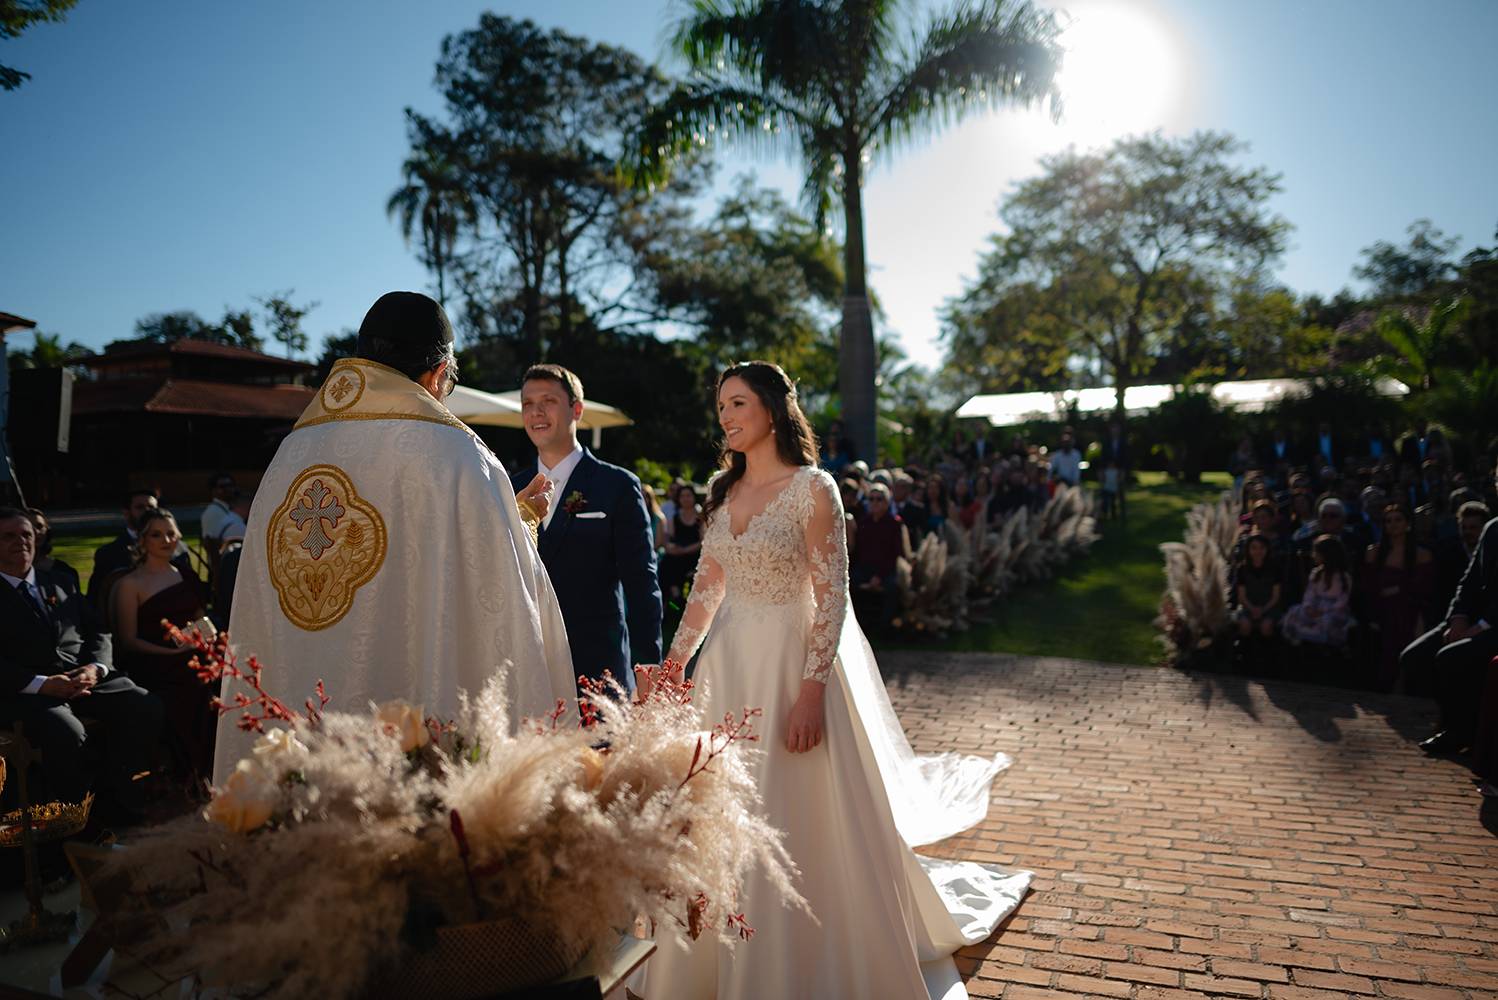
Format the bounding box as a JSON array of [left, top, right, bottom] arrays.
[[73, 378, 316, 420], [78, 338, 314, 371]]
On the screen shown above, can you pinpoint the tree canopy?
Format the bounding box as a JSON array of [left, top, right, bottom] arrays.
[[1, 0, 78, 90], [634, 0, 1064, 462]]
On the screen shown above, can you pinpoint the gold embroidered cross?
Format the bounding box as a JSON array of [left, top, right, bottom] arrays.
[[328, 374, 356, 403]]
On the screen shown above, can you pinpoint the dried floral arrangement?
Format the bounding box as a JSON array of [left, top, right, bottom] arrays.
[[893, 483, 1100, 636], [97, 629, 801, 1000], [1156, 486, 1241, 663]]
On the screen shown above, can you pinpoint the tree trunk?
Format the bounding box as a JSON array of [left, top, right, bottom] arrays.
[[839, 147, 878, 464]]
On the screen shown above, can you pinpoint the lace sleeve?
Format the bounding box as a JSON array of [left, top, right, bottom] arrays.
[[666, 553, 725, 665], [804, 471, 848, 683]]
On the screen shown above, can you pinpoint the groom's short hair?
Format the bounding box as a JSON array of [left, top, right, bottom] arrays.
[[522, 364, 583, 407]]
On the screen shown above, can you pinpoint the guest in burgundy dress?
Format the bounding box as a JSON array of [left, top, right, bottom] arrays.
[[1362, 502, 1436, 692], [114, 509, 218, 785]]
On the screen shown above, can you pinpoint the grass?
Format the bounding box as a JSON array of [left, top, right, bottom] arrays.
[[872, 471, 1232, 667]]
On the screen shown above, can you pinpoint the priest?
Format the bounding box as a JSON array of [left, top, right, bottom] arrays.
[[212, 292, 573, 782]]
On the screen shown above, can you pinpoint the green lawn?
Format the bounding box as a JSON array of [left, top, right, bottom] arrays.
[[872, 472, 1231, 666]]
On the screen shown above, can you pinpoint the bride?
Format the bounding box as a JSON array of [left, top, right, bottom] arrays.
[[636, 362, 1031, 1000]]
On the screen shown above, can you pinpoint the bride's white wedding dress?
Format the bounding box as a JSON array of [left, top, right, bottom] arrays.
[[641, 465, 1031, 1000]]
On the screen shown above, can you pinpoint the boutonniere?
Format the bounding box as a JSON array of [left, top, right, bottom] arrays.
[[563, 491, 587, 516]]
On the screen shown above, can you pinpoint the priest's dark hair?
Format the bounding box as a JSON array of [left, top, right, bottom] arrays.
[[702, 361, 819, 524], [356, 335, 456, 383], [355, 291, 456, 382]]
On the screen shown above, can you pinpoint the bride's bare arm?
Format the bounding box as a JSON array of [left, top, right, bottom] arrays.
[[789, 472, 849, 753]]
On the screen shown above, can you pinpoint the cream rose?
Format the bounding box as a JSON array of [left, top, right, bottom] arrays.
[[250, 727, 307, 777], [205, 760, 280, 833], [376, 700, 431, 753]]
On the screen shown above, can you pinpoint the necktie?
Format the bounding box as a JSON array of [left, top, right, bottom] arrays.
[[17, 580, 49, 624]]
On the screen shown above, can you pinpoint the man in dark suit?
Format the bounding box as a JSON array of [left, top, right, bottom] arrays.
[[1259, 426, 1298, 486], [1401, 496, 1498, 754], [1308, 419, 1338, 472], [1398, 418, 1433, 469], [1355, 422, 1396, 463], [0, 507, 163, 820], [511, 365, 661, 695], [1100, 420, 1130, 519]]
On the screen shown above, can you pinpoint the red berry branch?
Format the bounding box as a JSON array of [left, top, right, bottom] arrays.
[[167, 622, 323, 733]]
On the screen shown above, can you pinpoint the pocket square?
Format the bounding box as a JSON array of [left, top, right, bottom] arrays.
[[575, 511, 607, 519]]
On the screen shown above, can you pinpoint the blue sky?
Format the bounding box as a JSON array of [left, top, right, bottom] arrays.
[[3, 0, 1495, 372]]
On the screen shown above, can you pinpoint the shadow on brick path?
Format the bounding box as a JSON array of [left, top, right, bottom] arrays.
[[884, 652, 1498, 1000]]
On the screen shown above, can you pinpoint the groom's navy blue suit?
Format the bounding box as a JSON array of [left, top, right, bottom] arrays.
[[513, 448, 662, 693]]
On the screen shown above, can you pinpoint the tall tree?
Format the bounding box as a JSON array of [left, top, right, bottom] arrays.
[[1, 0, 78, 90], [633, 0, 1063, 462], [1354, 219, 1460, 300], [387, 145, 474, 306], [254, 290, 318, 359], [400, 16, 677, 366], [123, 308, 264, 352], [946, 131, 1290, 416]]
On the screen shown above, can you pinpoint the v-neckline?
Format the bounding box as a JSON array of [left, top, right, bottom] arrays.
[[726, 467, 805, 540]]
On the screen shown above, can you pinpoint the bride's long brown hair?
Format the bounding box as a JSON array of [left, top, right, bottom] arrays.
[[702, 361, 819, 523]]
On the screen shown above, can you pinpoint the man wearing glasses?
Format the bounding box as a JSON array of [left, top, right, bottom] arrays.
[[209, 292, 574, 783]]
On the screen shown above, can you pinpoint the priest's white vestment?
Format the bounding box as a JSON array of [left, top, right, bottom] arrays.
[[211, 358, 574, 783]]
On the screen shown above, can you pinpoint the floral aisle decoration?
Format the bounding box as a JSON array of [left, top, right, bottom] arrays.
[[96, 629, 802, 1000], [1155, 486, 1241, 663]]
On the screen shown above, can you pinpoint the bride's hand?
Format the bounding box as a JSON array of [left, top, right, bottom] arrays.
[[787, 681, 824, 754]]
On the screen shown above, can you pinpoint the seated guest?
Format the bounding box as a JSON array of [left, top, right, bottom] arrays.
[[1284, 535, 1353, 648], [1287, 489, 1315, 540], [838, 478, 861, 553], [199, 472, 246, 554], [25, 508, 79, 581], [921, 475, 950, 536], [1233, 531, 1283, 640], [1364, 501, 1435, 692], [0, 507, 163, 822], [1235, 500, 1290, 563], [993, 466, 1034, 523], [890, 472, 926, 545], [950, 475, 976, 527], [1402, 487, 1498, 754], [113, 510, 217, 786], [966, 470, 994, 529], [1228, 434, 1256, 484], [851, 484, 908, 591], [1434, 502, 1490, 618], [87, 488, 190, 602]]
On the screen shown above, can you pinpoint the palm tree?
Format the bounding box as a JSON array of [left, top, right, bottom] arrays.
[[634, 0, 1062, 460], [1372, 297, 1470, 392], [387, 144, 476, 307]]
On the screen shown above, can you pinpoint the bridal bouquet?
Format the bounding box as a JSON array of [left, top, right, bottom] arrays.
[[97, 629, 801, 1000]]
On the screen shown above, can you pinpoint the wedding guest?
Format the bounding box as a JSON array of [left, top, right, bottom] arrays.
[[0, 507, 163, 822], [1309, 419, 1338, 470], [660, 477, 686, 523], [1050, 427, 1082, 487], [838, 478, 861, 552], [1100, 420, 1129, 519], [1284, 534, 1353, 649], [1234, 531, 1283, 640], [88, 488, 162, 599], [851, 483, 907, 592], [1228, 434, 1256, 484], [113, 509, 218, 785], [1434, 502, 1490, 616], [891, 473, 927, 546], [950, 475, 975, 526], [199, 472, 245, 554], [820, 421, 853, 474], [1363, 501, 1435, 691], [1398, 418, 1433, 469], [1259, 426, 1298, 485], [1100, 459, 1122, 522], [965, 471, 993, 529], [24, 508, 78, 581], [922, 475, 951, 535], [659, 484, 702, 594]]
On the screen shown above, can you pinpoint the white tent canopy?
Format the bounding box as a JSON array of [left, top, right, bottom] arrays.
[[956, 377, 1408, 426], [445, 385, 633, 449]]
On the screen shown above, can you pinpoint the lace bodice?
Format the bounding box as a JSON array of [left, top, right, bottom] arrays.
[[667, 466, 848, 683]]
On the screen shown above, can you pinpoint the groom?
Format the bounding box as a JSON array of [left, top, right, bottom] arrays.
[[513, 365, 662, 695]]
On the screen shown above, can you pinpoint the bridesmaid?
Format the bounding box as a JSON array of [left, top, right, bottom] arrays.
[[1362, 501, 1436, 692], [114, 509, 218, 786]]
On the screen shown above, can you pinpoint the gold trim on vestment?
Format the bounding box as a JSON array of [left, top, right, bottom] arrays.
[[267, 464, 387, 632], [294, 359, 470, 433]]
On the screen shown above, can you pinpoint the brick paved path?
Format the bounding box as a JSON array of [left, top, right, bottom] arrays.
[[884, 653, 1498, 1000]]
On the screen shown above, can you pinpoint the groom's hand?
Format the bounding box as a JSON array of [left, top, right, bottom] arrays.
[[517, 473, 555, 519]]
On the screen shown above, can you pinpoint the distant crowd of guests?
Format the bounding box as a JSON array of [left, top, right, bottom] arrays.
[[1, 473, 256, 831], [644, 419, 1128, 639], [1222, 419, 1498, 791]]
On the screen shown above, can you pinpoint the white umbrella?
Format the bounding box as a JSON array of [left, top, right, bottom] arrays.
[[446, 386, 632, 449]]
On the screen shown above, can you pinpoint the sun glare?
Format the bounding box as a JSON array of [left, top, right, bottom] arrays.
[[1050, 0, 1190, 146]]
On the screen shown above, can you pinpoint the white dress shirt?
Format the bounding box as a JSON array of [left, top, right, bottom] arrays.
[[1, 565, 108, 694], [537, 443, 585, 530]]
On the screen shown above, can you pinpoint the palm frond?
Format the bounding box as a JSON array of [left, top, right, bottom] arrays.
[[870, 0, 1061, 151]]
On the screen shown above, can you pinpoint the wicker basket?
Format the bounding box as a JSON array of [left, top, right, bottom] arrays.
[[370, 916, 589, 1000]]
